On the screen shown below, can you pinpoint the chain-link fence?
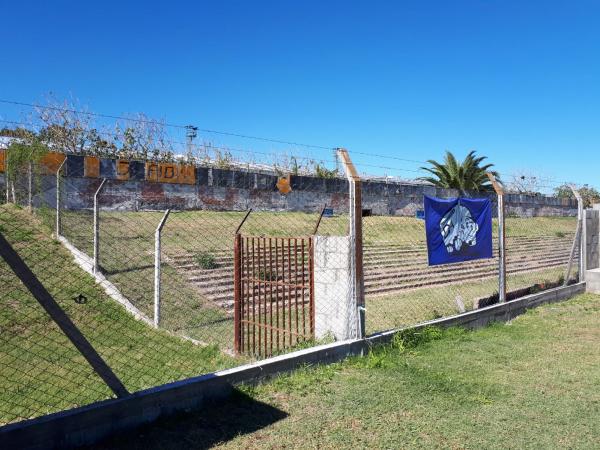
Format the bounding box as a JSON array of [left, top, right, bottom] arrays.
[[357, 175, 581, 335], [0, 156, 353, 425], [0, 150, 582, 428]]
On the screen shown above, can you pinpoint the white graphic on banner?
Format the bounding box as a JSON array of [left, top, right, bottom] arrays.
[[440, 204, 478, 253]]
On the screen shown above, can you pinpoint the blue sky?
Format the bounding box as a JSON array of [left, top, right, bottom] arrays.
[[1, 1, 599, 191]]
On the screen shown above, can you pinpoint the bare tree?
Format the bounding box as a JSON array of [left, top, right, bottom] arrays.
[[505, 170, 544, 195], [115, 113, 173, 161], [36, 95, 94, 154]]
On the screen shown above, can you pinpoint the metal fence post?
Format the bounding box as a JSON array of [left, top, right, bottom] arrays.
[[27, 161, 32, 212], [4, 147, 9, 204], [93, 178, 107, 274], [154, 209, 171, 328], [564, 186, 583, 284], [487, 173, 506, 303], [55, 158, 67, 237], [337, 148, 365, 338]]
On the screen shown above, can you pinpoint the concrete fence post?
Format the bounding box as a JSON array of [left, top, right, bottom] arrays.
[[486, 173, 506, 303], [93, 178, 107, 274], [27, 161, 32, 212], [154, 209, 171, 328], [564, 186, 583, 284], [337, 148, 365, 338], [4, 147, 8, 204], [578, 194, 586, 282], [55, 158, 67, 237]]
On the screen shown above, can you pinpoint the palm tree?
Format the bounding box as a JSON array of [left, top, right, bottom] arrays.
[[419, 150, 500, 193]]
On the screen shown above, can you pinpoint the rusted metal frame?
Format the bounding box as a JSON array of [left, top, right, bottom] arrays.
[[301, 238, 306, 338], [269, 237, 274, 355], [239, 319, 306, 337], [0, 231, 129, 398], [287, 238, 292, 346], [239, 278, 311, 290], [256, 237, 262, 355], [309, 236, 315, 336], [234, 209, 252, 235], [259, 237, 270, 355], [251, 237, 257, 354], [275, 237, 280, 352], [337, 148, 366, 338], [486, 173, 506, 302], [244, 237, 250, 353], [293, 238, 299, 344], [233, 234, 242, 353]]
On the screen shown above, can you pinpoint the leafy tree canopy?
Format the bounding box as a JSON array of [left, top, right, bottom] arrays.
[[554, 183, 600, 208], [419, 150, 500, 193]]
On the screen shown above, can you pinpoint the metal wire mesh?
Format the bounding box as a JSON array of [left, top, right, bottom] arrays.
[[358, 179, 580, 335], [0, 158, 355, 424], [0, 152, 581, 428]]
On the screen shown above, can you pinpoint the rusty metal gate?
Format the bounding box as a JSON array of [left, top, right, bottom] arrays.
[[234, 234, 314, 356]]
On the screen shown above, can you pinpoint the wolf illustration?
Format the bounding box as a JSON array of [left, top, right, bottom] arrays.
[[439, 204, 478, 253]]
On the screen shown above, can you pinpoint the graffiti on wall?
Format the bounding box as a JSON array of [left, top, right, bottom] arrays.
[[0, 150, 195, 185]]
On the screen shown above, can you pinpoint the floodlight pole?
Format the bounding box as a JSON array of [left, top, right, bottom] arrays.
[[337, 148, 365, 338], [487, 173, 506, 303], [93, 178, 107, 274], [154, 209, 171, 328]]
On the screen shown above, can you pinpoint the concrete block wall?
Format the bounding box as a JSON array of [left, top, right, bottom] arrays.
[[584, 209, 599, 271], [313, 236, 356, 340], [1, 165, 578, 217]]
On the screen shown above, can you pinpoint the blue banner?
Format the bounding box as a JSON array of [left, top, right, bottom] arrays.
[[424, 195, 493, 266]]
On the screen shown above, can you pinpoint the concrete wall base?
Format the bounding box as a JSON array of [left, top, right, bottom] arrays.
[[585, 269, 600, 294]]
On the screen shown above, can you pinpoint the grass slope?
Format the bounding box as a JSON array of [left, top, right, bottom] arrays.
[[93, 293, 600, 449], [0, 205, 236, 425]]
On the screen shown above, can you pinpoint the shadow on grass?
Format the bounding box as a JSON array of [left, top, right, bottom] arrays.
[[88, 390, 287, 450]]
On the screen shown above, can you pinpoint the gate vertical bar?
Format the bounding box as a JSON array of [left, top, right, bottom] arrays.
[[337, 148, 365, 338], [154, 209, 170, 328], [93, 178, 107, 274], [487, 173, 506, 303], [234, 233, 242, 353]]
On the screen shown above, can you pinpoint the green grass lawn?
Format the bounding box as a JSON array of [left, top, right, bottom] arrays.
[[0, 205, 237, 425], [92, 292, 600, 449]]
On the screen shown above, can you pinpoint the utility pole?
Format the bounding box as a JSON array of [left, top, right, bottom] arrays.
[[185, 125, 198, 163]]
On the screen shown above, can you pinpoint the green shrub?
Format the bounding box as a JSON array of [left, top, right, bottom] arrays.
[[194, 252, 218, 269]]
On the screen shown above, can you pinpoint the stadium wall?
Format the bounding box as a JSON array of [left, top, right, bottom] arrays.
[[0, 152, 577, 217]]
